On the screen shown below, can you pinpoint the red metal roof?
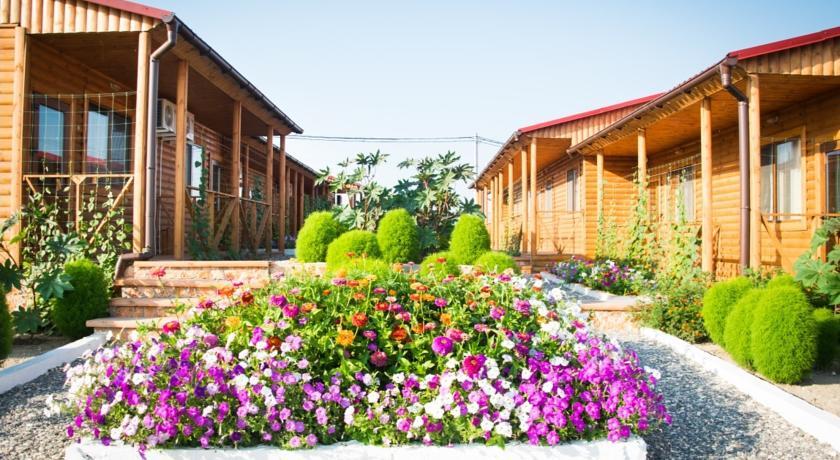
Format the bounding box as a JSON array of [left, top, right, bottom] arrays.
[[517, 93, 663, 134], [727, 25, 840, 60], [84, 0, 172, 20]]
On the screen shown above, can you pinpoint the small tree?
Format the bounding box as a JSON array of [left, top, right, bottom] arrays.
[[317, 151, 389, 232], [794, 217, 840, 305]]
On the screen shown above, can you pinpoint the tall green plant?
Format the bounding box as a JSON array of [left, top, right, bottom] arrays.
[[658, 176, 701, 286], [794, 217, 840, 305], [595, 204, 620, 260], [624, 177, 656, 270], [317, 151, 389, 232], [187, 152, 220, 260], [77, 184, 131, 280]]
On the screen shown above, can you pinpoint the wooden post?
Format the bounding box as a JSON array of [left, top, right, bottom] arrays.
[[173, 59, 189, 259], [492, 176, 498, 250], [637, 128, 647, 185], [297, 170, 304, 235], [596, 151, 604, 220], [529, 138, 538, 256], [230, 101, 242, 253], [293, 169, 300, 235], [507, 159, 514, 247], [9, 27, 27, 262], [131, 31, 150, 253], [496, 171, 503, 249], [278, 134, 287, 255], [700, 97, 714, 273], [521, 148, 528, 254], [265, 127, 274, 254], [748, 75, 761, 269]]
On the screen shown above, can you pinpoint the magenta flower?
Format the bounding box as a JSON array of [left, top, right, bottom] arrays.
[[431, 336, 454, 356], [490, 307, 505, 320], [370, 350, 388, 367], [270, 295, 288, 307], [282, 304, 300, 318], [434, 297, 448, 308], [161, 320, 180, 335], [462, 354, 486, 378]]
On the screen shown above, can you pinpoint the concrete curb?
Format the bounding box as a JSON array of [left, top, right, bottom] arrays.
[[66, 437, 646, 460], [539, 272, 642, 306], [640, 327, 840, 452], [0, 332, 107, 395]]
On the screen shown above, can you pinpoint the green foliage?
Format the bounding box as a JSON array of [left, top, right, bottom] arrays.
[[594, 206, 621, 260], [813, 308, 840, 370], [658, 180, 701, 286], [794, 217, 840, 304], [701, 277, 752, 345], [296, 211, 347, 262], [376, 209, 420, 263], [319, 151, 390, 232], [331, 257, 396, 281], [503, 225, 522, 257], [325, 230, 381, 270], [766, 273, 797, 289], [722, 289, 766, 368], [77, 184, 132, 279], [303, 195, 332, 217], [51, 259, 109, 339], [0, 290, 12, 360], [473, 251, 520, 274], [624, 178, 656, 271], [638, 280, 709, 343], [419, 251, 462, 279], [187, 150, 220, 260], [750, 286, 817, 383], [449, 214, 490, 264]]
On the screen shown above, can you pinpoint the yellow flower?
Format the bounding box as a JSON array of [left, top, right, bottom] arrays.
[[336, 329, 355, 347], [440, 313, 452, 326], [422, 293, 435, 302], [358, 278, 369, 288], [366, 274, 378, 281], [336, 268, 348, 278], [224, 316, 242, 330]]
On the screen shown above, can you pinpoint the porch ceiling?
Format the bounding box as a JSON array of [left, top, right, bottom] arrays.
[[477, 137, 570, 188], [598, 74, 840, 157]]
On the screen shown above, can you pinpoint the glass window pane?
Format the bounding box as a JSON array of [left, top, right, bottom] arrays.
[[566, 169, 577, 212], [828, 152, 840, 214], [86, 109, 109, 172], [188, 144, 204, 197], [37, 105, 65, 170], [776, 139, 801, 216], [680, 167, 695, 222], [110, 112, 130, 172], [760, 145, 774, 213]]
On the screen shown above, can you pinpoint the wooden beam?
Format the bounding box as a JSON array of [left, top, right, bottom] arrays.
[[132, 31, 150, 253], [520, 148, 528, 254], [297, 170, 304, 235], [637, 128, 647, 185], [265, 127, 274, 254], [596, 151, 604, 220], [173, 59, 189, 259], [293, 169, 300, 235], [230, 101, 242, 253], [507, 160, 513, 247], [748, 75, 761, 269], [700, 97, 714, 273], [278, 134, 287, 254], [496, 171, 503, 250], [8, 26, 27, 262], [529, 139, 538, 255]]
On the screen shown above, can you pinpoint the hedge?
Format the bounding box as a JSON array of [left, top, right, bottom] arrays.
[[296, 211, 346, 262], [449, 214, 490, 264], [0, 289, 12, 360], [722, 289, 766, 369], [473, 251, 520, 274], [376, 209, 420, 263], [325, 230, 382, 270], [51, 259, 110, 339], [813, 308, 840, 370], [701, 276, 752, 346]]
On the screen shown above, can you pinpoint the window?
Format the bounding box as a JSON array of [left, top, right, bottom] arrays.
[[86, 104, 130, 173], [33, 101, 67, 173], [566, 169, 578, 212], [761, 138, 802, 219], [676, 167, 695, 222], [211, 162, 222, 193], [828, 150, 840, 213], [543, 177, 553, 211], [187, 144, 205, 197]]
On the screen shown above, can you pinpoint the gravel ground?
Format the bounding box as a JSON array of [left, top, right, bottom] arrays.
[[625, 337, 839, 459], [1, 340, 837, 459]]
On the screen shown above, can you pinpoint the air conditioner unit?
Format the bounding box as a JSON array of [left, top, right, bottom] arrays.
[[186, 112, 195, 142], [156, 99, 176, 137]]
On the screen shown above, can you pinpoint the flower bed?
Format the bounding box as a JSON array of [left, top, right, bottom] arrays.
[[50, 269, 669, 452], [551, 257, 653, 296]]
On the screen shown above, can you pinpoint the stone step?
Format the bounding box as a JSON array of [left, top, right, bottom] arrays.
[[87, 316, 176, 338], [127, 260, 271, 281], [115, 278, 269, 299], [108, 297, 198, 318]]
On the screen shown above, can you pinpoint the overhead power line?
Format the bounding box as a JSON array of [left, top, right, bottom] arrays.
[[288, 134, 504, 146]]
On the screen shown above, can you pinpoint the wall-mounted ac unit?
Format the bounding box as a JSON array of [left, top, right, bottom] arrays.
[[156, 99, 176, 137], [186, 112, 195, 142]]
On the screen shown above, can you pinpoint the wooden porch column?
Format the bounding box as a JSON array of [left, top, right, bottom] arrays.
[[637, 128, 647, 185], [748, 75, 761, 269], [507, 160, 513, 245], [297, 171, 304, 234], [596, 151, 604, 220], [492, 176, 499, 250], [490, 177, 496, 249], [529, 138, 538, 255], [521, 148, 528, 254], [230, 101, 242, 253], [293, 169, 300, 234], [278, 135, 287, 253], [131, 31, 150, 253], [700, 97, 714, 273], [8, 26, 27, 262], [173, 59, 189, 259], [264, 127, 274, 254], [496, 170, 503, 249]]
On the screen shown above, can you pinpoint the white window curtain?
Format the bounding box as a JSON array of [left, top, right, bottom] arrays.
[[776, 139, 802, 216]]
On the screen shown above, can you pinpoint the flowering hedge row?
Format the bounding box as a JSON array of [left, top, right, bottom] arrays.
[[50, 266, 669, 452], [551, 257, 653, 296]]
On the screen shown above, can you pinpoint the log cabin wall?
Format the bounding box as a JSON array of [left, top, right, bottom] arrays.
[[0, 0, 158, 33], [0, 26, 16, 222], [584, 155, 635, 258]]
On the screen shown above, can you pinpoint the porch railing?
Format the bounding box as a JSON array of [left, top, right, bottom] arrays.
[[185, 187, 272, 256]]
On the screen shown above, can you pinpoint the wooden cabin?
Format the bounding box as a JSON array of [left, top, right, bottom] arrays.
[[0, 0, 328, 263], [476, 26, 840, 277]]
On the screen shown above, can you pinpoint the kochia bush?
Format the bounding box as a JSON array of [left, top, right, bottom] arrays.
[[766, 273, 797, 289], [325, 230, 381, 270], [51, 259, 109, 339], [750, 286, 817, 383], [296, 211, 347, 262], [0, 290, 12, 359], [701, 277, 752, 345], [448, 214, 490, 264], [419, 251, 461, 279], [722, 289, 766, 369], [473, 251, 520, 274], [813, 308, 840, 370], [376, 209, 420, 263]]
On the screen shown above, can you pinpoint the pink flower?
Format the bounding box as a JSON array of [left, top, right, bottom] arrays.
[[150, 266, 166, 278], [434, 298, 448, 308], [270, 295, 288, 308], [282, 304, 300, 318], [446, 328, 465, 342], [161, 320, 180, 335], [370, 350, 388, 367], [490, 307, 505, 320], [462, 354, 486, 378], [431, 336, 453, 356]]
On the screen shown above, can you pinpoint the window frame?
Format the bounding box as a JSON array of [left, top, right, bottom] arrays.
[[30, 95, 70, 174], [84, 102, 132, 174], [187, 143, 206, 198], [760, 127, 806, 223], [566, 168, 578, 212]]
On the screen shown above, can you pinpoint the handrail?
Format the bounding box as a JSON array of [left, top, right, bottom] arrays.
[[186, 186, 270, 206]]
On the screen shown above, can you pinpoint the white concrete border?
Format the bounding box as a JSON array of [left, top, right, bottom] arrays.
[[66, 437, 646, 460], [0, 332, 107, 395], [641, 327, 840, 452], [540, 272, 644, 306]]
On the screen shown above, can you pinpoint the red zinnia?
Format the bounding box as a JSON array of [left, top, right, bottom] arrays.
[[241, 291, 254, 305], [161, 320, 180, 335], [351, 312, 368, 328], [150, 266, 166, 278], [370, 350, 388, 368]]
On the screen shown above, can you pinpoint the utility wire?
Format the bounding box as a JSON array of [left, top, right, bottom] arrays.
[[288, 134, 504, 146]]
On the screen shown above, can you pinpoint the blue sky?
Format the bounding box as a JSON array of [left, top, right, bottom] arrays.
[[154, 0, 837, 196]]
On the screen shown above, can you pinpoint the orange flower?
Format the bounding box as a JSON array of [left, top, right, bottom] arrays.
[[411, 323, 425, 334], [409, 293, 420, 302], [353, 292, 366, 301], [351, 312, 368, 328], [390, 326, 409, 343], [224, 316, 242, 330], [348, 280, 360, 288], [422, 293, 435, 302], [322, 289, 332, 296], [357, 278, 369, 288], [336, 268, 348, 278], [302, 302, 316, 313], [440, 313, 452, 326], [388, 289, 396, 296], [218, 286, 235, 297], [336, 329, 355, 347], [267, 336, 282, 350], [375, 301, 389, 312], [241, 291, 254, 305]]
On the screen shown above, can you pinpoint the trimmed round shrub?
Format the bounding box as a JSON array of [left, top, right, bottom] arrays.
[[296, 211, 347, 262], [722, 289, 766, 369], [325, 230, 381, 270], [52, 259, 110, 339], [813, 308, 840, 370], [766, 273, 797, 289], [376, 209, 420, 263], [419, 251, 461, 278], [750, 286, 817, 383], [701, 276, 752, 345], [332, 257, 396, 281], [0, 290, 12, 360], [449, 214, 490, 264], [473, 251, 520, 274]]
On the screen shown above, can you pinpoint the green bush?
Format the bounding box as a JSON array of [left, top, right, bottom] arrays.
[[419, 251, 462, 279], [331, 257, 396, 281], [325, 230, 381, 270], [51, 259, 109, 339], [296, 211, 347, 262], [638, 281, 708, 343], [750, 286, 817, 383], [766, 273, 797, 289], [722, 289, 766, 368], [473, 251, 520, 274], [376, 209, 420, 263], [448, 214, 490, 264], [0, 290, 12, 360], [701, 276, 752, 345], [813, 308, 840, 370]]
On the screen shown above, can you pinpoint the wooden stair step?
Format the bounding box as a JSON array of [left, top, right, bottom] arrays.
[[87, 316, 175, 330], [109, 297, 199, 307], [133, 260, 270, 269], [114, 278, 269, 288]]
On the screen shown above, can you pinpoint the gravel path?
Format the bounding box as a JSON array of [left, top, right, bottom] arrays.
[[625, 337, 839, 459], [1, 339, 837, 459]]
